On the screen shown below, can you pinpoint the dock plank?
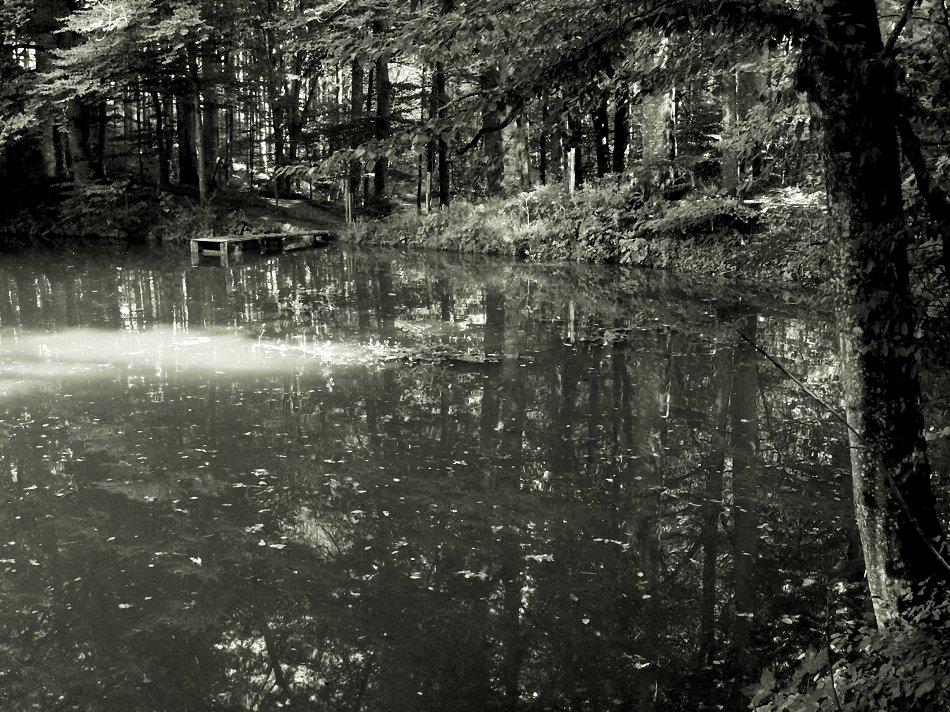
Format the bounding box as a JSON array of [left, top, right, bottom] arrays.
[[190, 230, 336, 265]]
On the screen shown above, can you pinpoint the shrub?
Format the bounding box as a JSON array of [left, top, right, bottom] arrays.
[[751, 595, 950, 712]]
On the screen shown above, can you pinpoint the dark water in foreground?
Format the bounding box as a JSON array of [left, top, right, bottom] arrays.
[[0, 246, 851, 711]]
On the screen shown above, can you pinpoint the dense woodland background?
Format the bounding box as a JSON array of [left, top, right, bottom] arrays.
[[0, 0, 944, 215]]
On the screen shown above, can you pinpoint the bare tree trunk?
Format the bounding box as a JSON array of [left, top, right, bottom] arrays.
[[592, 97, 610, 177], [721, 69, 739, 196], [481, 64, 504, 197], [567, 115, 584, 189], [373, 50, 392, 198], [613, 92, 629, 173], [349, 60, 365, 204], [641, 89, 676, 163], [176, 94, 199, 188]]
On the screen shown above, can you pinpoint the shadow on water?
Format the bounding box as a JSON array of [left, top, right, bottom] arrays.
[[0, 246, 853, 711]]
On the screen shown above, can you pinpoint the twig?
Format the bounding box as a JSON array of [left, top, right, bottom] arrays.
[[736, 330, 950, 575]]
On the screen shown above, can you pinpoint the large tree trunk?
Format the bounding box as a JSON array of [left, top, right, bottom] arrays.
[[800, 0, 948, 627]]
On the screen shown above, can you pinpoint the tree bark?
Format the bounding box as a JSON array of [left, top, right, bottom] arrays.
[[350, 60, 365, 202], [799, 0, 948, 626], [613, 92, 629, 174], [592, 97, 610, 177], [567, 115, 584, 189], [435, 62, 450, 207], [175, 94, 199, 188], [720, 69, 739, 196], [373, 49, 392, 198], [641, 89, 676, 163], [481, 64, 505, 197]]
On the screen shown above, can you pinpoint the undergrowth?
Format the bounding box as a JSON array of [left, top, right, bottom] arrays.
[[347, 176, 830, 285]]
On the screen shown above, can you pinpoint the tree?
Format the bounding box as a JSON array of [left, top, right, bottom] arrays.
[[797, 0, 948, 625]]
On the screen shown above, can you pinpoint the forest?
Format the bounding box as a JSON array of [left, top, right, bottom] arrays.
[[1, 0, 950, 710]]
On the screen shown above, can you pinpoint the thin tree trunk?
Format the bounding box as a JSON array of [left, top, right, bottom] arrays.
[[176, 94, 199, 188], [350, 60, 365, 201], [721, 69, 739, 196], [568, 115, 584, 188], [435, 60, 450, 207], [593, 97, 610, 177], [613, 92, 629, 173], [374, 49, 392, 198], [539, 99, 548, 185], [481, 63, 504, 197]]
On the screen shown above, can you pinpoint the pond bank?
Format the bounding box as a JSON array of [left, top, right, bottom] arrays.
[[345, 183, 831, 288]]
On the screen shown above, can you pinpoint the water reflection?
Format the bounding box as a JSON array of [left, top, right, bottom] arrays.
[[0, 247, 850, 711]]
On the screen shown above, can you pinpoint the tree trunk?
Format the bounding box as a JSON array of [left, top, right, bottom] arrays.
[[613, 92, 629, 173], [350, 61, 365, 200], [373, 50, 392, 198], [799, 0, 948, 627], [641, 89, 676, 163], [720, 69, 739, 196], [64, 100, 95, 183], [737, 48, 767, 178], [481, 64, 504, 197], [592, 97, 610, 177], [539, 99, 548, 185], [435, 61, 450, 207], [567, 115, 584, 189], [175, 94, 199, 188]]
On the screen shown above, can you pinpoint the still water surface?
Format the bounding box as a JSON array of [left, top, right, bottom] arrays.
[[0, 246, 851, 711]]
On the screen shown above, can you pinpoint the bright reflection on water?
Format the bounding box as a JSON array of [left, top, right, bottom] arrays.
[[0, 247, 851, 711]]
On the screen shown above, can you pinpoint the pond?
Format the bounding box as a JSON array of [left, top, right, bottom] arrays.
[[0, 245, 852, 711]]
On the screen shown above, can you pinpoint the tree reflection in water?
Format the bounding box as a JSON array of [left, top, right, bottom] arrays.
[[0, 247, 850, 711]]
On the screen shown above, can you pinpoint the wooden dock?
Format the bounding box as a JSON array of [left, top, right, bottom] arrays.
[[190, 230, 335, 265]]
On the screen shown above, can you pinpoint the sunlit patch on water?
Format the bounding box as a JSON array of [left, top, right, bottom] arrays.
[[0, 327, 414, 394]]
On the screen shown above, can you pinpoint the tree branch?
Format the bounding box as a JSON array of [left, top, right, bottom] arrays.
[[456, 98, 523, 155], [881, 0, 921, 58], [895, 112, 950, 222]]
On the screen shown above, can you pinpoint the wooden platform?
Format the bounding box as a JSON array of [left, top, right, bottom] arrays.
[[190, 230, 335, 265]]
